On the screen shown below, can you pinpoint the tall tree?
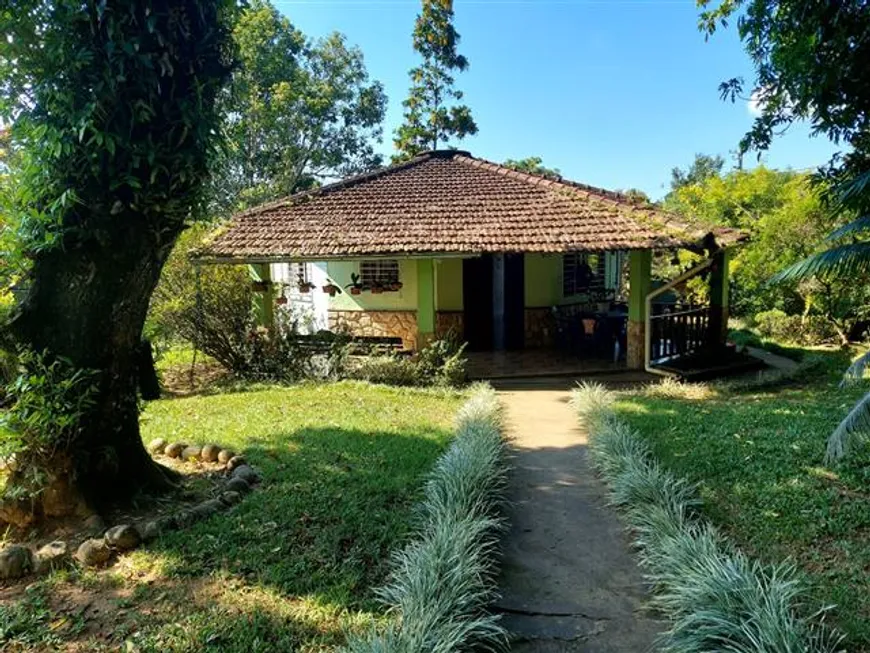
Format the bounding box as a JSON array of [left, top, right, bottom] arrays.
[[212, 0, 387, 215], [0, 0, 234, 525], [700, 0, 870, 461], [394, 0, 477, 159], [669, 153, 725, 191]]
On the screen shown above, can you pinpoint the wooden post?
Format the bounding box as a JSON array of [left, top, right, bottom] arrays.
[[492, 253, 506, 351], [708, 249, 730, 348], [249, 263, 274, 330], [417, 259, 435, 350], [627, 249, 652, 369]]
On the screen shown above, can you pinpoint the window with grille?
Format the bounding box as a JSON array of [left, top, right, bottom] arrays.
[[360, 260, 400, 287], [289, 262, 309, 285], [563, 252, 606, 297]]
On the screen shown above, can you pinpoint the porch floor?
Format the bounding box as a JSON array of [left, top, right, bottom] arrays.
[[466, 349, 627, 380]]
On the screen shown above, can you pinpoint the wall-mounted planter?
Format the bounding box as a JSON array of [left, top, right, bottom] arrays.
[[251, 281, 270, 293]]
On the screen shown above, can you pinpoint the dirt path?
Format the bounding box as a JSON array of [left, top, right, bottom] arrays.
[[495, 387, 661, 652]]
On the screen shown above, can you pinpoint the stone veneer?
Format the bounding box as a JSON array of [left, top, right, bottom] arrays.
[[435, 311, 464, 340], [524, 307, 555, 348], [329, 310, 418, 350]]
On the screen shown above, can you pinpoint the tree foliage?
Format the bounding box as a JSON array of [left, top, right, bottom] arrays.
[[211, 0, 387, 215], [669, 153, 725, 192], [503, 156, 561, 179], [394, 0, 477, 160], [0, 0, 236, 519]]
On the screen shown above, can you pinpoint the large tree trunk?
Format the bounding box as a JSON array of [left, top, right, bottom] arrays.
[[6, 218, 183, 521]]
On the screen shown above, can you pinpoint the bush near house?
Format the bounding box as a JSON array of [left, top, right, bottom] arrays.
[[609, 348, 870, 650]]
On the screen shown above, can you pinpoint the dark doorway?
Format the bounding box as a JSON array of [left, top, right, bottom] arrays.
[[504, 253, 525, 350], [463, 255, 493, 351], [463, 254, 525, 351]]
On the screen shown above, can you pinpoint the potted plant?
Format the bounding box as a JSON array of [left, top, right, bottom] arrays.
[[275, 286, 288, 306], [389, 281, 403, 292], [251, 280, 270, 293], [322, 279, 342, 297], [297, 273, 315, 294], [345, 273, 363, 296], [370, 282, 384, 295]]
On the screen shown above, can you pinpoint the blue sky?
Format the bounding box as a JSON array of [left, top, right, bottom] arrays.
[[273, 0, 837, 199]]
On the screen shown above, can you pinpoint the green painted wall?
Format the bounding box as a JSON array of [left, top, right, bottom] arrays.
[[327, 259, 419, 311], [524, 253, 562, 307], [249, 263, 274, 328], [417, 259, 435, 335], [435, 258, 463, 311]]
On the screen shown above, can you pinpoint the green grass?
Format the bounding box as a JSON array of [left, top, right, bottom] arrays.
[[1, 382, 465, 652], [614, 349, 870, 650]]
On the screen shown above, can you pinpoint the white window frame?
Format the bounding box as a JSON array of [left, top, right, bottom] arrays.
[[360, 259, 400, 287]]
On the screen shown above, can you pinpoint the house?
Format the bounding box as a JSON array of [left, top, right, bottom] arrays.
[[193, 150, 746, 374]]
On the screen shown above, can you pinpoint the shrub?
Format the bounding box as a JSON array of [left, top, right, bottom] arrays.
[[753, 310, 840, 346], [343, 385, 509, 653], [349, 338, 468, 389], [571, 382, 844, 653]]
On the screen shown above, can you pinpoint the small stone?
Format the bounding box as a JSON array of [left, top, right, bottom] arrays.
[[140, 520, 162, 542], [181, 445, 202, 461], [165, 442, 185, 458], [0, 544, 33, 580], [104, 524, 141, 551], [75, 539, 111, 567], [191, 499, 222, 520], [34, 541, 69, 574], [226, 455, 247, 473], [84, 514, 106, 536], [231, 464, 259, 485], [217, 449, 235, 464], [224, 477, 251, 494], [148, 438, 167, 454], [201, 444, 221, 463], [219, 491, 242, 506]]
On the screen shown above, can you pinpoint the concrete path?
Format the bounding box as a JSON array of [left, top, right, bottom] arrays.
[[495, 387, 661, 652]]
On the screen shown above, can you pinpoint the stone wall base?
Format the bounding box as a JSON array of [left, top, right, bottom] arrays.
[[328, 310, 418, 350]]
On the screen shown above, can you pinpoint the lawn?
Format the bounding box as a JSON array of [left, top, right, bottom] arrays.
[[613, 348, 870, 650], [0, 382, 465, 652]]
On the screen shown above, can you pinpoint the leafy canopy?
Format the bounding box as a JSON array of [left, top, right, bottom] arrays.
[[211, 0, 387, 215], [394, 0, 477, 160], [0, 0, 235, 272]]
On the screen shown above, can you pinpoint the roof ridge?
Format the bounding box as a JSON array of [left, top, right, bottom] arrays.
[[232, 152, 436, 220], [453, 153, 646, 207]]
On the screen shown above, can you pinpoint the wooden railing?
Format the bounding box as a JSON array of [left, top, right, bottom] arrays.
[[649, 305, 711, 362]]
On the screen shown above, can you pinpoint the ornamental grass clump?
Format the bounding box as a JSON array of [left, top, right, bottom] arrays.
[[571, 381, 844, 653], [343, 384, 509, 653]]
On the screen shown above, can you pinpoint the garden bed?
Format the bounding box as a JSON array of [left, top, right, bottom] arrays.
[[611, 348, 870, 651], [1, 382, 464, 651]]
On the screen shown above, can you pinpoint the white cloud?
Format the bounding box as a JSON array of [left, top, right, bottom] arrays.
[[748, 88, 765, 116]]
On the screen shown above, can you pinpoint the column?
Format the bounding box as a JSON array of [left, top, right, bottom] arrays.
[[707, 249, 730, 348], [417, 259, 435, 350], [492, 254, 506, 351], [249, 263, 274, 330], [627, 249, 652, 369]]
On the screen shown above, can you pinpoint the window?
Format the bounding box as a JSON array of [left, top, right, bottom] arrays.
[[360, 259, 400, 287], [563, 252, 606, 297], [289, 262, 309, 285]]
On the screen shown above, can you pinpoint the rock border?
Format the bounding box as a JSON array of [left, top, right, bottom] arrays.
[[0, 442, 261, 581]]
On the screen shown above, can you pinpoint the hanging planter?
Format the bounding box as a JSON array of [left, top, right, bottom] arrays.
[[322, 279, 343, 297], [296, 272, 315, 294], [275, 294, 288, 306], [251, 280, 270, 293], [345, 273, 363, 296]]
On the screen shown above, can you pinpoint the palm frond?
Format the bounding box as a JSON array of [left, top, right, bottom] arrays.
[[838, 169, 870, 207], [840, 349, 870, 387], [825, 215, 870, 242], [771, 242, 870, 283], [826, 389, 870, 463]]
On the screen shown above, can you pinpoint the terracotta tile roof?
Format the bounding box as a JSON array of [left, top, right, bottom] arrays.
[[195, 151, 746, 262]]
